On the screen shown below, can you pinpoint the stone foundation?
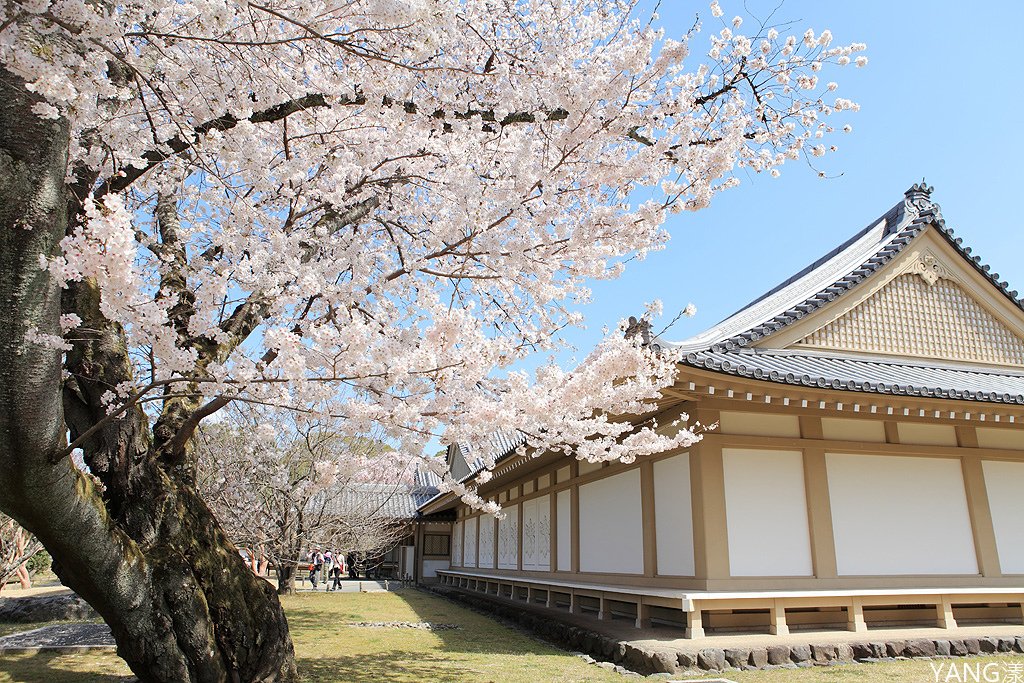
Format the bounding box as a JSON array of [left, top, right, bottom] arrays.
[[430, 585, 1024, 676]]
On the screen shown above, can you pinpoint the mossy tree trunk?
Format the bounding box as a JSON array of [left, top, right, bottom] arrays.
[[0, 68, 297, 682]]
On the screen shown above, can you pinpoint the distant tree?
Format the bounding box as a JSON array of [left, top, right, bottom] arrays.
[[0, 514, 43, 593], [196, 408, 410, 594], [0, 0, 864, 678]]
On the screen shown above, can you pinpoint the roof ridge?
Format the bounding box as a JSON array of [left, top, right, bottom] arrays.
[[665, 184, 1024, 355], [743, 346, 1024, 378]]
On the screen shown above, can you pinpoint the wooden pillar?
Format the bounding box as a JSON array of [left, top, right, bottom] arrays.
[[690, 409, 729, 582], [800, 415, 838, 580], [597, 594, 608, 620], [635, 598, 651, 629], [549, 491, 558, 571], [958, 426, 1002, 577], [685, 601, 704, 639], [847, 597, 867, 632], [570, 590, 581, 614], [545, 589, 554, 608], [883, 421, 900, 444], [517, 488, 524, 571], [640, 460, 657, 578], [937, 595, 957, 629], [570, 461, 580, 573], [770, 600, 789, 636]]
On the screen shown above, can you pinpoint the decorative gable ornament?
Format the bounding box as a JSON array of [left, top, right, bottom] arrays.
[[909, 251, 951, 286]]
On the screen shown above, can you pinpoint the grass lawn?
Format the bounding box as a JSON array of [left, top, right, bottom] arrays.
[[0, 589, 1021, 682]]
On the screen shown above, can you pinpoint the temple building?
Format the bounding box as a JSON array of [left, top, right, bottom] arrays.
[[414, 184, 1024, 638]]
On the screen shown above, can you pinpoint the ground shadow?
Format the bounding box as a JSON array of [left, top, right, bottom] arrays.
[[0, 649, 131, 682]]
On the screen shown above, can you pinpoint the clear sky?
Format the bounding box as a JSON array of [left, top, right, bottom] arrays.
[[566, 0, 1024, 355]]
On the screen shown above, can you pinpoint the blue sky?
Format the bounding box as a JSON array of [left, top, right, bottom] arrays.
[[564, 0, 1024, 355]]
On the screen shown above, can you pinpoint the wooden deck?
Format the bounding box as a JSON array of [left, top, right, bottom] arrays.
[[436, 569, 1024, 638]]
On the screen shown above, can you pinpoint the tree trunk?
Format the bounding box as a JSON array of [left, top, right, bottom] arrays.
[[276, 564, 297, 595], [0, 67, 297, 682]]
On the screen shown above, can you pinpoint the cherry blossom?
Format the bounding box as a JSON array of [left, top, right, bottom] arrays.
[[1, 0, 865, 507]]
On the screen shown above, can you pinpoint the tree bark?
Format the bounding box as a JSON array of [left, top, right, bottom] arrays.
[[0, 67, 297, 682], [276, 563, 297, 595]]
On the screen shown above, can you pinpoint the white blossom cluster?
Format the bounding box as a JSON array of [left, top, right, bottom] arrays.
[[2, 0, 863, 509]]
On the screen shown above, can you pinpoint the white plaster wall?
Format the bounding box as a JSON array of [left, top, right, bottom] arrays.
[[897, 422, 958, 446], [579, 469, 643, 574], [719, 411, 800, 437], [827, 453, 978, 575], [497, 503, 519, 569], [653, 453, 694, 576], [422, 559, 449, 578], [723, 449, 813, 577], [463, 516, 477, 568], [822, 417, 886, 443], [452, 520, 463, 567], [556, 489, 571, 571], [982, 460, 1024, 574], [477, 515, 495, 569], [977, 428, 1024, 450], [522, 495, 551, 571]]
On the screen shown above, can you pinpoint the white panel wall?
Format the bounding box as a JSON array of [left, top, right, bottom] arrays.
[[719, 411, 801, 437], [653, 454, 694, 576], [497, 504, 519, 569], [983, 460, 1024, 574], [977, 428, 1024, 450], [723, 449, 813, 577], [897, 422, 958, 446], [462, 516, 478, 568], [579, 469, 643, 574], [822, 417, 885, 443], [422, 559, 449, 578], [522, 495, 551, 571], [452, 520, 463, 567], [556, 489, 571, 571], [478, 515, 495, 569], [827, 453, 978, 575]]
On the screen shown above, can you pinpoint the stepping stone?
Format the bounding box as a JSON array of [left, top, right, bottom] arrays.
[[0, 623, 114, 651]]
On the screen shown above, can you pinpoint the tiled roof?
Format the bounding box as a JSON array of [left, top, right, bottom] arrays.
[[416, 431, 527, 513], [662, 184, 1024, 404], [455, 431, 526, 474], [684, 347, 1024, 404], [318, 482, 439, 520]]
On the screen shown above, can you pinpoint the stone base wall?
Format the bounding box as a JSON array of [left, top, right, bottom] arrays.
[[429, 585, 1024, 676]]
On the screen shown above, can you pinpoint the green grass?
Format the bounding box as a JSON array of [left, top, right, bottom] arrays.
[[0, 590, 1021, 682], [285, 590, 620, 682]]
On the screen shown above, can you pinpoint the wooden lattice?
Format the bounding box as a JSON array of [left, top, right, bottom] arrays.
[[798, 274, 1024, 365]]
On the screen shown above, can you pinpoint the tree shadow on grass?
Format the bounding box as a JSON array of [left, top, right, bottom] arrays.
[[0, 649, 131, 683], [393, 589, 574, 657], [297, 650, 475, 683]]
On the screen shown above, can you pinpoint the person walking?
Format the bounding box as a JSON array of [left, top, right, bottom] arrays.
[[329, 550, 344, 591], [322, 550, 334, 591], [307, 548, 323, 589]]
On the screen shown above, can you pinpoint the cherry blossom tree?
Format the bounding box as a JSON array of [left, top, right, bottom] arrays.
[[195, 407, 411, 594], [0, 0, 864, 679]]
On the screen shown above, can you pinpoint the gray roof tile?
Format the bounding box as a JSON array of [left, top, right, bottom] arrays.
[[664, 184, 1024, 405]]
